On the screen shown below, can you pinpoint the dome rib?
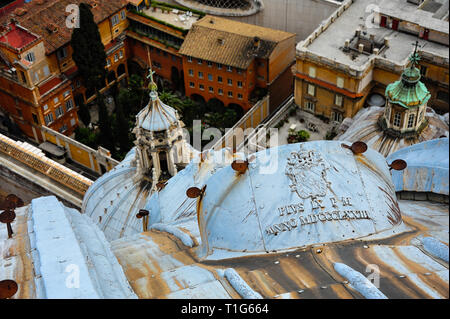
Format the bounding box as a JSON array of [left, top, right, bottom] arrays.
[[137, 98, 178, 132]]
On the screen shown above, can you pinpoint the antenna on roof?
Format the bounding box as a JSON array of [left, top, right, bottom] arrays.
[[410, 40, 421, 68]]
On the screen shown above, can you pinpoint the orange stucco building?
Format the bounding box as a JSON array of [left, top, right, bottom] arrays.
[[0, 0, 129, 143], [179, 16, 296, 113]]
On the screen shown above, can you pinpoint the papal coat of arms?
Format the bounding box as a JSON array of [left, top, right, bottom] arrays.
[[285, 146, 330, 199]]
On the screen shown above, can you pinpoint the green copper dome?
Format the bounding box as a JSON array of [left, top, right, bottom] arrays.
[[385, 52, 431, 109]]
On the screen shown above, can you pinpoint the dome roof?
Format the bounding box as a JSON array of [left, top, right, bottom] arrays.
[[136, 91, 179, 132], [82, 148, 152, 241], [146, 148, 240, 225], [385, 74, 431, 108], [385, 51, 431, 109], [336, 107, 449, 157], [387, 137, 449, 195], [196, 141, 405, 259]]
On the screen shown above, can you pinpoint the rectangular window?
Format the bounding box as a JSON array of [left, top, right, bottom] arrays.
[[43, 65, 50, 77], [70, 118, 76, 127], [393, 112, 401, 127], [53, 97, 59, 105], [218, 76, 223, 83], [218, 88, 223, 95], [198, 71, 203, 79], [199, 84, 204, 90], [112, 15, 119, 26], [63, 90, 70, 98], [188, 69, 194, 76], [32, 113, 39, 124], [114, 54, 118, 62], [380, 15, 387, 28], [43, 104, 48, 111], [237, 93, 243, 100], [120, 10, 126, 20], [228, 91, 233, 97], [187, 56, 192, 62], [55, 105, 64, 118], [25, 51, 35, 63], [237, 81, 243, 88], [237, 69, 242, 75], [208, 87, 214, 93], [305, 100, 315, 112], [189, 82, 195, 88], [437, 90, 449, 102], [227, 79, 232, 86], [337, 77, 344, 88], [335, 94, 343, 107], [197, 59, 202, 65], [420, 66, 427, 77], [309, 66, 316, 78], [407, 113, 415, 128], [227, 66, 232, 72], [332, 112, 343, 122], [44, 112, 54, 125], [66, 99, 74, 110], [217, 63, 222, 70], [208, 74, 213, 81], [119, 50, 123, 59], [59, 124, 68, 133], [19, 71, 27, 85], [57, 47, 67, 61], [307, 84, 315, 96], [107, 59, 111, 67], [207, 61, 213, 67]]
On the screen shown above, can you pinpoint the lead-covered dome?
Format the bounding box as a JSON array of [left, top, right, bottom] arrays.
[[195, 141, 405, 259], [135, 91, 179, 132]]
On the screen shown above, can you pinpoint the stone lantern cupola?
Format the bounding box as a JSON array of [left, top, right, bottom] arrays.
[[132, 69, 187, 186], [381, 42, 431, 137]]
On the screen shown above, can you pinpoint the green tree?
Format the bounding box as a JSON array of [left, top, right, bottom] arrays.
[[97, 93, 114, 152], [159, 91, 183, 112], [77, 101, 91, 126], [114, 99, 132, 153], [75, 126, 98, 149], [297, 130, 310, 142], [71, 3, 107, 92]]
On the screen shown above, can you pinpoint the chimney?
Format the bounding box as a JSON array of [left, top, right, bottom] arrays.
[[358, 43, 364, 53], [253, 36, 260, 50], [344, 39, 350, 48], [373, 48, 379, 55], [369, 34, 375, 41], [355, 29, 361, 37], [384, 37, 389, 47]]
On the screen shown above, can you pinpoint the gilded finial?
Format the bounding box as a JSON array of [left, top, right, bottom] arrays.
[[147, 68, 158, 101]]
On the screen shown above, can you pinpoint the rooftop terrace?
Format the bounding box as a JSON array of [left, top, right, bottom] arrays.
[[298, 0, 449, 73]]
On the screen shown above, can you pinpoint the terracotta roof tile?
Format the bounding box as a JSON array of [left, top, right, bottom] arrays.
[[179, 15, 295, 69], [0, 0, 127, 55]]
